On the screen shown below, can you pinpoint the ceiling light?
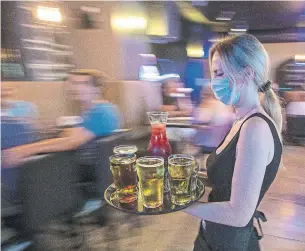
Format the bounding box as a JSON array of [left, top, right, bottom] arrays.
[[111, 16, 147, 31], [295, 54, 305, 65], [37, 6, 61, 23], [216, 17, 232, 21], [186, 44, 204, 58], [216, 11, 235, 21], [208, 37, 221, 43], [80, 6, 101, 13], [295, 54, 305, 61], [191, 1, 208, 7], [230, 28, 247, 32]]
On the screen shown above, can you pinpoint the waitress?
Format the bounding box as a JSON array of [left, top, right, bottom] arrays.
[[184, 34, 283, 250]]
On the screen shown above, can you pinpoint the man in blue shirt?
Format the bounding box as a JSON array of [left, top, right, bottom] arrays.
[[3, 70, 120, 166]]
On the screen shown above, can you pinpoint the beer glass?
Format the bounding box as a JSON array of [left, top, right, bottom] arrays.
[[190, 161, 199, 200], [168, 154, 196, 205], [137, 156, 164, 208], [109, 153, 138, 204], [113, 145, 138, 155]]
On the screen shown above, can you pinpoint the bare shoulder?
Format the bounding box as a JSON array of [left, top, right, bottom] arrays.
[[239, 116, 273, 145], [243, 116, 270, 131], [242, 116, 271, 135]]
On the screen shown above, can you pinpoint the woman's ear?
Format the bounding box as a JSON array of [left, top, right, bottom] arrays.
[[244, 66, 255, 81]]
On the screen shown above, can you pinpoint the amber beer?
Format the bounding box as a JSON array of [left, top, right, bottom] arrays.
[[168, 154, 196, 205], [137, 157, 164, 208], [110, 153, 138, 203]]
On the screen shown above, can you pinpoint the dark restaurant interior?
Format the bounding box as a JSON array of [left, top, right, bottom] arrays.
[[1, 1, 305, 250]]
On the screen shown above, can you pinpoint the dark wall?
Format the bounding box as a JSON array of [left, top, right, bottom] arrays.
[[1, 2, 21, 47], [1, 1, 26, 81], [152, 42, 187, 61], [152, 42, 188, 80]]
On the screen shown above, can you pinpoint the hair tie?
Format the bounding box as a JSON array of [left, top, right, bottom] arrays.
[[259, 80, 272, 93]]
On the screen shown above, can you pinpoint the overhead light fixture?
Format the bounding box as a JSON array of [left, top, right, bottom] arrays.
[[80, 6, 101, 13], [216, 11, 235, 21], [216, 17, 232, 21], [208, 37, 222, 43], [191, 1, 208, 7], [111, 16, 147, 31], [295, 54, 305, 61], [230, 28, 247, 32], [295, 54, 305, 65], [186, 44, 204, 58], [37, 6, 61, 23], [230, 21, 248, 33]]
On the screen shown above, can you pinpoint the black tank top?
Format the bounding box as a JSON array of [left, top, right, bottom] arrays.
[[204, 113, 283, 251]]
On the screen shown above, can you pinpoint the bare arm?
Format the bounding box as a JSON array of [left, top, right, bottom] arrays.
[[33, 127, 95, 152], [193, 107, 213, 124], [193, 99, 218, 124], [160, 105, 191, 117], [3, 127, 95, 167], [177, 97, 193, 115], [160, 105, 178, 112], [184, 117, 273, 227]]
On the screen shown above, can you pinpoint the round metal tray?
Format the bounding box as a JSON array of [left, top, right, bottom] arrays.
[[104, 180, 205, 215]]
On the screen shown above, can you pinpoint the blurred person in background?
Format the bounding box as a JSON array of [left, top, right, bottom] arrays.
[[193, 85, 235, 151], [1, 85, 40, 202], [161, 78, 193, 117], [1, 86, 41, 240], [2, 70, 120, 167], [185, 34, 283, 251], [1, 84, 39, 149], [1, 85, 39, 126]]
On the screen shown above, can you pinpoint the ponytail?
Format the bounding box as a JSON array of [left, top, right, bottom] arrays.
[[261, 88, 283, 139]]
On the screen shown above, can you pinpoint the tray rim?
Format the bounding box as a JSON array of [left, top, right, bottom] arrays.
[[104, 179, 205, 215]]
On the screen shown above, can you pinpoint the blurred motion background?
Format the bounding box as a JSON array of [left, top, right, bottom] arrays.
[[1, 1, 305, 250], [1, 1, 304, 129]]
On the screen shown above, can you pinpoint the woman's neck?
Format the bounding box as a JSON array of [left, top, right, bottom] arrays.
[[234, 99, 261, 120]]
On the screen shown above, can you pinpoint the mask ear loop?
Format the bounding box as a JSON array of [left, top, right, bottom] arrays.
[[231, 69, 254, 106], [227, 73, 237, 105], [229, 71, 244, 106]]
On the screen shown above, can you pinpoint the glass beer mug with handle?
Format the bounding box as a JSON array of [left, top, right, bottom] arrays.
[[147, 111, 172, 192], [168, 154, 198, 205]]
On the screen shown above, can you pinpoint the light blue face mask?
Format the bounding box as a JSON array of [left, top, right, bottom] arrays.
[[211, 78, 242, 105]]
